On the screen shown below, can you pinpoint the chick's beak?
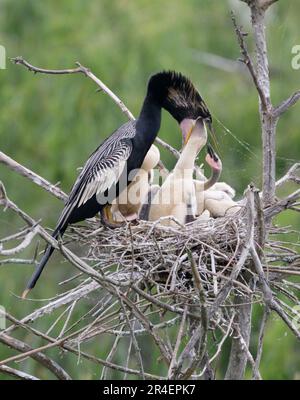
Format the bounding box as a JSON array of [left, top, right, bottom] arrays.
[[180, 118, 197, 145], [205, 144, 222, 171], [206, 120, 220, 156]]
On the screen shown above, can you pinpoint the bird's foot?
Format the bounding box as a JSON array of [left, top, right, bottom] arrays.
[[100, 208, 123, 229]]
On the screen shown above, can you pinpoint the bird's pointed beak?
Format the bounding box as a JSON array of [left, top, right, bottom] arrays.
[[207, 143, 214, 158], [205, 144, 221, 171], [180, 118, 204, 145], [180, 118, 196, 145], [206, 120, 220, 156]]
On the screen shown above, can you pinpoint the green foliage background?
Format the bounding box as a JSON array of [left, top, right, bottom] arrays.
[[0, 0, 299, 379]]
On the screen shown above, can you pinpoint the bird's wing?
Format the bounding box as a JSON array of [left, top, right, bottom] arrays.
[[76, 139, 132, 207], [69, 120, 136, 203], [56, 121, 136, 229]]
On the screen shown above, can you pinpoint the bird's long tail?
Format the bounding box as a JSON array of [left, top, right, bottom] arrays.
[[22, 224, 66, 298]]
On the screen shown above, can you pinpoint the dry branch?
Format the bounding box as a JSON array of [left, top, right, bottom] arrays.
[[0, 365, 39, 380], [276, 163, 300, 188], [0, 151, 67, 201], [0, 332, 71, 380], [273, 90, 300, 118], [231, 12, 270, 113]]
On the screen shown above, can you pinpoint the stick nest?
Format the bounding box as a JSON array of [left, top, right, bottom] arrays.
[[63, 202, 298, 346], [70, 209, 249, 298]]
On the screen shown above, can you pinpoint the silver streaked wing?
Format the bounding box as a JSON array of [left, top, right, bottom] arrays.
[[55, 121, 136, 229], [77, 141, 132, 207]]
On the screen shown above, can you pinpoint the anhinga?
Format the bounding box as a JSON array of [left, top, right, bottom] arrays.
[[149, 117, 210, 226], [111, 144, 160, 222], [23, 71, 211, 296], [209, 182, 236, 199], [194, 149, 240, 218], [203, 185, 240, 218]]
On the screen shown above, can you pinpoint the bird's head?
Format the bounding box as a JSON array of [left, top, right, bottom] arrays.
[[205, 143, 222, 172], [147, 70, 212, 124], [147, 71, 218, 149]]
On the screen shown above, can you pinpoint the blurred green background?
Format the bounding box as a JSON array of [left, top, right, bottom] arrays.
[[0, 0, 299, 379]]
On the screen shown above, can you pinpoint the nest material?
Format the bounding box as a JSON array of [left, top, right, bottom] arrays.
[[63, 202, 298, 343], [66, 209, 262, 310], [70, 209, 249, 297]]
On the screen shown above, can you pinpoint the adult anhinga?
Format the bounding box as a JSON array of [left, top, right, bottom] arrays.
[[23, 71, 211, 297]]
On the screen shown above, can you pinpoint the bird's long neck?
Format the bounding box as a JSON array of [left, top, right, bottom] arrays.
[[134, 95, 161, 161], [174, 136, 206, 174], [204, 167, 221, 190]]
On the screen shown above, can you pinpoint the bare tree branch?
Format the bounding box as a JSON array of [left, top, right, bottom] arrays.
[[167, 306, 188, 379], [225, 295, 254, 380], [11, 56, 134, 120], [240, 0, 278, 11], [264, 188, 300, 218], [273, 90, 300, 118], [0, 332, 71, 380], [231, 12, 270, 113], [276, 163, 300, 188], [0, 365, 39, 380], [233, 3, 277, 207], [252, 306, 269, 379], [258, 0, 279, 11], [250, 245, 300, 339], [0, 226, 39, 256], [0, 151, 67, 201]]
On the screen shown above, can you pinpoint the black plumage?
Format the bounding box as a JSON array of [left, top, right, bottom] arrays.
[[23, 71, 211, 296], [150, 72, 211, 123]]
